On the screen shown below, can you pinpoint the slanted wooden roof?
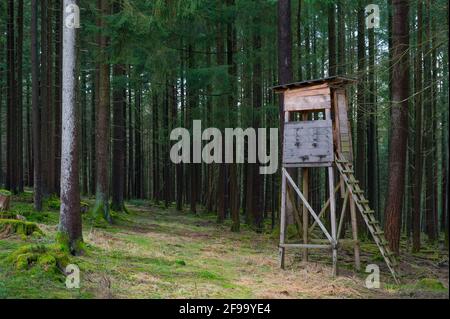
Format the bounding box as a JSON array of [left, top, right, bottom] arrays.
[[271, 76, 357, 93]]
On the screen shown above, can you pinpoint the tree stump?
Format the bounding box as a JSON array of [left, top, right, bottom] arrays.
[[0, 195, 11, 211]]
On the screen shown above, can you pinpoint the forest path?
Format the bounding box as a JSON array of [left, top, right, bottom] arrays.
[[0, 197, 448, 299]]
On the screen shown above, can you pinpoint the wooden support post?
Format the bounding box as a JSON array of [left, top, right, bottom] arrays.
[[302, 167, 309, 261], [337, 190, 349, 239], [328, 166, 338, 277], [279, 158, 287, 269], [301, 112, 309, 262], [279, 110, 291, 269], [349, 195, 361, 271]]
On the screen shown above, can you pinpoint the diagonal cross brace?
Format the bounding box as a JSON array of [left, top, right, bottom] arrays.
[[282, 168, 335, 246]]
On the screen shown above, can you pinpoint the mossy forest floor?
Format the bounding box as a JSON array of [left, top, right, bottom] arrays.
[[0, 191, 448, 299]]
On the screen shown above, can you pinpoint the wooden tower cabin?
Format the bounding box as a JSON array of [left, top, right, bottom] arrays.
[[272, 76, 398, 282]]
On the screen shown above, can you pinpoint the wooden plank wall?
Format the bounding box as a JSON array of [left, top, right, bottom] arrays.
[[333, 89, 354, 162], [283, 120, 333, 166], [284, 84, 331, 112]]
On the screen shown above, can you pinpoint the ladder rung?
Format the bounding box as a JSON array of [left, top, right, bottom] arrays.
[[374, 230, 385, 236], [336, 159, 348, 163], [368, 220, 379, 225], [342, 169, 354, 174], [364, 209, 375, 214], [353, 189, 364, 194], [359, 200, 369, 204]]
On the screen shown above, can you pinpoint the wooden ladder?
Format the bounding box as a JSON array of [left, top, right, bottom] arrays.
[[335, 153, 399, 283]]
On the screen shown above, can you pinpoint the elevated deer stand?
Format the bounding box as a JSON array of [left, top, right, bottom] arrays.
[[273, 76, 398, 282]]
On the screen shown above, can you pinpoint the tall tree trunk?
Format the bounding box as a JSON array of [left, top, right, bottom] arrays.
[[89, 70, 97, 195], [384, 0, 410, 255], [40, 0, 49, 195], [423, 0, 436, 243], [54, 0, 63, 193], [26, 80, 33, 186], [250, 12, 262, 232], [277, 0, 293, 138], [216, 1, 227, 223], [327, 1, 337, 77], [227, 0, 239, 232], [112, 63, 126, 211], [186, 45, 198, 214], [337, 0, 345, 75], [355, 0, 367, 233], [176, 47, 184, 211], [367, 25, 379, 215], [31, 0, 42, 211], [6, 0, 18, 193], [46, 0, 55, 195], [59, 0, 82, 253], [355, 1, 366, 184], [16, 0, 24, 193], [297, 0, 302, 80], [412, 0, 423, 252], [94, 0, 112, 223], [81, 70, 88, 194]]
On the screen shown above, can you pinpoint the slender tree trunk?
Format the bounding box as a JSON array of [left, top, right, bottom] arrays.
[[250, 13, 262, 232], [216, 2, 227, 223], [6, 0, 18, 193], [337, 0, 345, 75], [176, 47, 185, 211], [47, 0, 55, 195], [112, 63, 126, 211], [227, 0, 239, 231], [355, 0, 367, 233], [304, 4, 311, 79], [31, 0, 42, 211], [327, 1, 337, 77], [134, 80, 143, 199], [423, 0, 436, 243], [384, 0, 410, 255], [94, 0, 112, 223], [277, 0, 293, 142], [40, 0, 49, 195], [59, 0, 82, 253], [54, 0, 63, 193], [16, 0, 24, 193], [412, 0, 423, 252], [26, 80, 33, 186], [90, 71, 97, 196], [81, 70, 88, 195], [297, 0, 302, 81], [367, 26, 379, 215], [152, 94, 160, 202]]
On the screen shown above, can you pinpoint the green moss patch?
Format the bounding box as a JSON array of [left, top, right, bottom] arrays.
[[7, 244, 70, 273], [0, 212, 18, 220], [0, 219, 43, 238], [0, 189, 12, 196], [415, 278, 446, 292]]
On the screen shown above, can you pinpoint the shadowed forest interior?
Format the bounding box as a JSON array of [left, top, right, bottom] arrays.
[[0, 0, 448, 299]]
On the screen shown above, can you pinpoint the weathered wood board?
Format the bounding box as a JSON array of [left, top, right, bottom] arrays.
[[284, 85, 331, 112], [333, 90, 353, 162], [283, 120, 333, 167]]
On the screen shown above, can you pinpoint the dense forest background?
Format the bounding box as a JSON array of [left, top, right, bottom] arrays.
[[0, 0, 448, 258]]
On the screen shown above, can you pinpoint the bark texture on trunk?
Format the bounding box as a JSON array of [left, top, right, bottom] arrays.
[[59, 0, 83, 252], [384, 0, 410, 255]]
